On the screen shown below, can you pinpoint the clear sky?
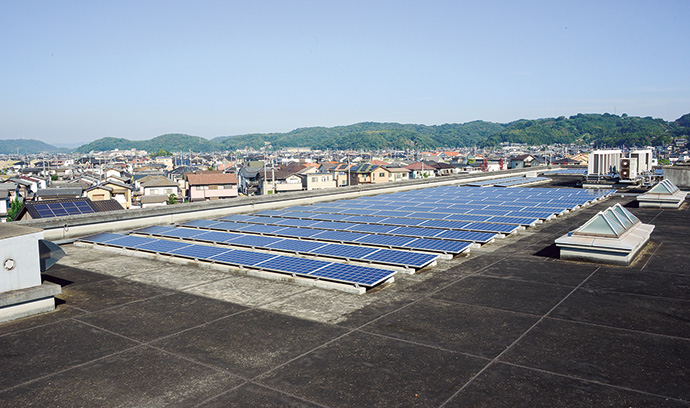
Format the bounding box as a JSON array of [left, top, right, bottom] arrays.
[[2, 0, 689, 145]]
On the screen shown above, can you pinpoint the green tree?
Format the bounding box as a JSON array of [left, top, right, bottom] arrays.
[[7, 196, 22, 221], [167, 193, 177, 205], [51, 174, 58, 181], [150, 148, 172, 158]]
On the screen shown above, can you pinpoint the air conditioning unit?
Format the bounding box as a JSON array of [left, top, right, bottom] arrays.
[[619, 158, 637, 180]]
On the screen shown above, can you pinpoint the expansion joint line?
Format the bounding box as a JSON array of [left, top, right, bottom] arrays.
[[439, 266, 601, 407]]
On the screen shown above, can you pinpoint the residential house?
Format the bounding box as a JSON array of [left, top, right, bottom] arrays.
[[348, 164, 390, 184], [85, 185, 113, 202], [186, 172, 239, 201], [300, 172, 336, 191], [509, 154, 546, 169], [405, 162, 436, 179], [260, 170, 303, 194], [100, 179, 133, 209], [387, 167, 411, 182]]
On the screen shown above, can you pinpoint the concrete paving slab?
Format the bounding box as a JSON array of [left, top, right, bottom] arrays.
[[584, 268, 690, 300], [432, 275, 574, 315], [58, 278, 172, 312], [256, 330, 487, 408], [0, 346, 243, 407], [123, 266, 232, 291], [199, 383, 323, 408], [260, 288, 373, 324], [41, 264, 114, 288], [151, 308, 348, 378], [362, 297, 539, 358], [549, 288, 690, 337], [76, 292, 248, 342], [184, 275, 311, 308], [0, 319, 137, 390], [447, 362, 688, 408], [500, 318, 690, 401], [480, 257, 598, 287]]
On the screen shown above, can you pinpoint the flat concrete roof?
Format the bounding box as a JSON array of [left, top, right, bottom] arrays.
[[1, 182, 689, 406], [0, 224, 42, 240]]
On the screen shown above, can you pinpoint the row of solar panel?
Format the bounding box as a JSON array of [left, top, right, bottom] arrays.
[[78, 232, 396, 287], [234, 211, 520, 235], [180, 219, 474, 254], [334, 197, 583, 212], [33, 201, 95, 217], [466, 177, 541, 187], [388, 184, 613, 197], [542, 169, 588, 175], [494, 177, 551, 187], [251, 207, 539, 227], [295, 202, 558, 220], [133, 225, 437, 269], [216, 214, 506, 240]]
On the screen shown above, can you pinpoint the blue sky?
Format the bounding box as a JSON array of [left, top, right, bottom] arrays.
[[2, 0, 688, 145]]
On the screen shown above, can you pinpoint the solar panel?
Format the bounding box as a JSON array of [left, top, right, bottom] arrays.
[[107, 235, 157, 247], [313, 230, 369, 242], [434, 230, 495, 243], [355, 234, 417, 247], [192, 230, 246, 243], [227, 234, 284, 247], [162, 228, 207, 239], [79, 232, 123, 244], [136, 240, 192, 253], [308, 221, 356, 230], [381, 218, 426, 227], [170, 244, 232, 259], [362, 248, 437, 268], [345, 224, 400, 234], [257, 256, 328, 274], [405, 239, 472, 254], [210, 249, 278, 266], [462, 222, 519, 234], [342, 215, 388, 223], [133, 226, 177, 235], [389, 226, 444, 238], [265, 239, 328, 253], [238, 224, 287, 234], [313, 244, 378, 259], [275, 227, 324, 238], [309, 263, 394, 287], [275, 218, 319, 227], [181, 219, 224, 229]]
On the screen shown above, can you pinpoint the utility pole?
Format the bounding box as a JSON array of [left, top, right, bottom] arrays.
[[271, 155, 276, 194]]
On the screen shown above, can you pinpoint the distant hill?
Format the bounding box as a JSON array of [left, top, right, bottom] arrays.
[[73, 113, 689, 153], [0, 139, 67, 154]]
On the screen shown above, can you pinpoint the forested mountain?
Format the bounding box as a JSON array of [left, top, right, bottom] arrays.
[[70, 113, 689, 153], [0, 139, 66, 154]]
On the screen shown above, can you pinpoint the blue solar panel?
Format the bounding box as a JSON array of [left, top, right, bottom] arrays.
[[342, 215, 388, 223], [182, 219, 224, 229], [363, 248, 437, 268], [162, 228, 206, 238], [389, 226, 443, 238], [462, 222, 519, 234], [313, 230, 369, 242], [309, 221, 356, 230], [107, 235, 156, 247], [275, 227, 324, 238], [265, 239, 328, 253], [170, 244, 232, 259], [372, 210, 414, 217], [381, 218, 426, 227], [257, 256, 328, 274], [238, 224, 287, 234], [136, 240, 192, 253], [79, 232, 123, 244], [275, 218, 319, 227], [210, 250, 277, 266], [489, 216, 538, 226], [220, 214, 260, 223], [405, 239, 472, 254], [304, 213, 352, 221], [355, 234, 417, 247], [346, 224, 400, 234], [418, 220, 471, 229], [227, 234, 284, 247], [314, 244, 378, 259], [309, 263, 394, 287], [193, 230, 246, 243], [435, 230, 495, 243], [133, 226, 177, 235], [253, 210, 287, 217]]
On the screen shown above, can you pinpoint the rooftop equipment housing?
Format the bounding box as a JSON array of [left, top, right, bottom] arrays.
[[637, 179, 687, 208], [555, 203, 654, 265]]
